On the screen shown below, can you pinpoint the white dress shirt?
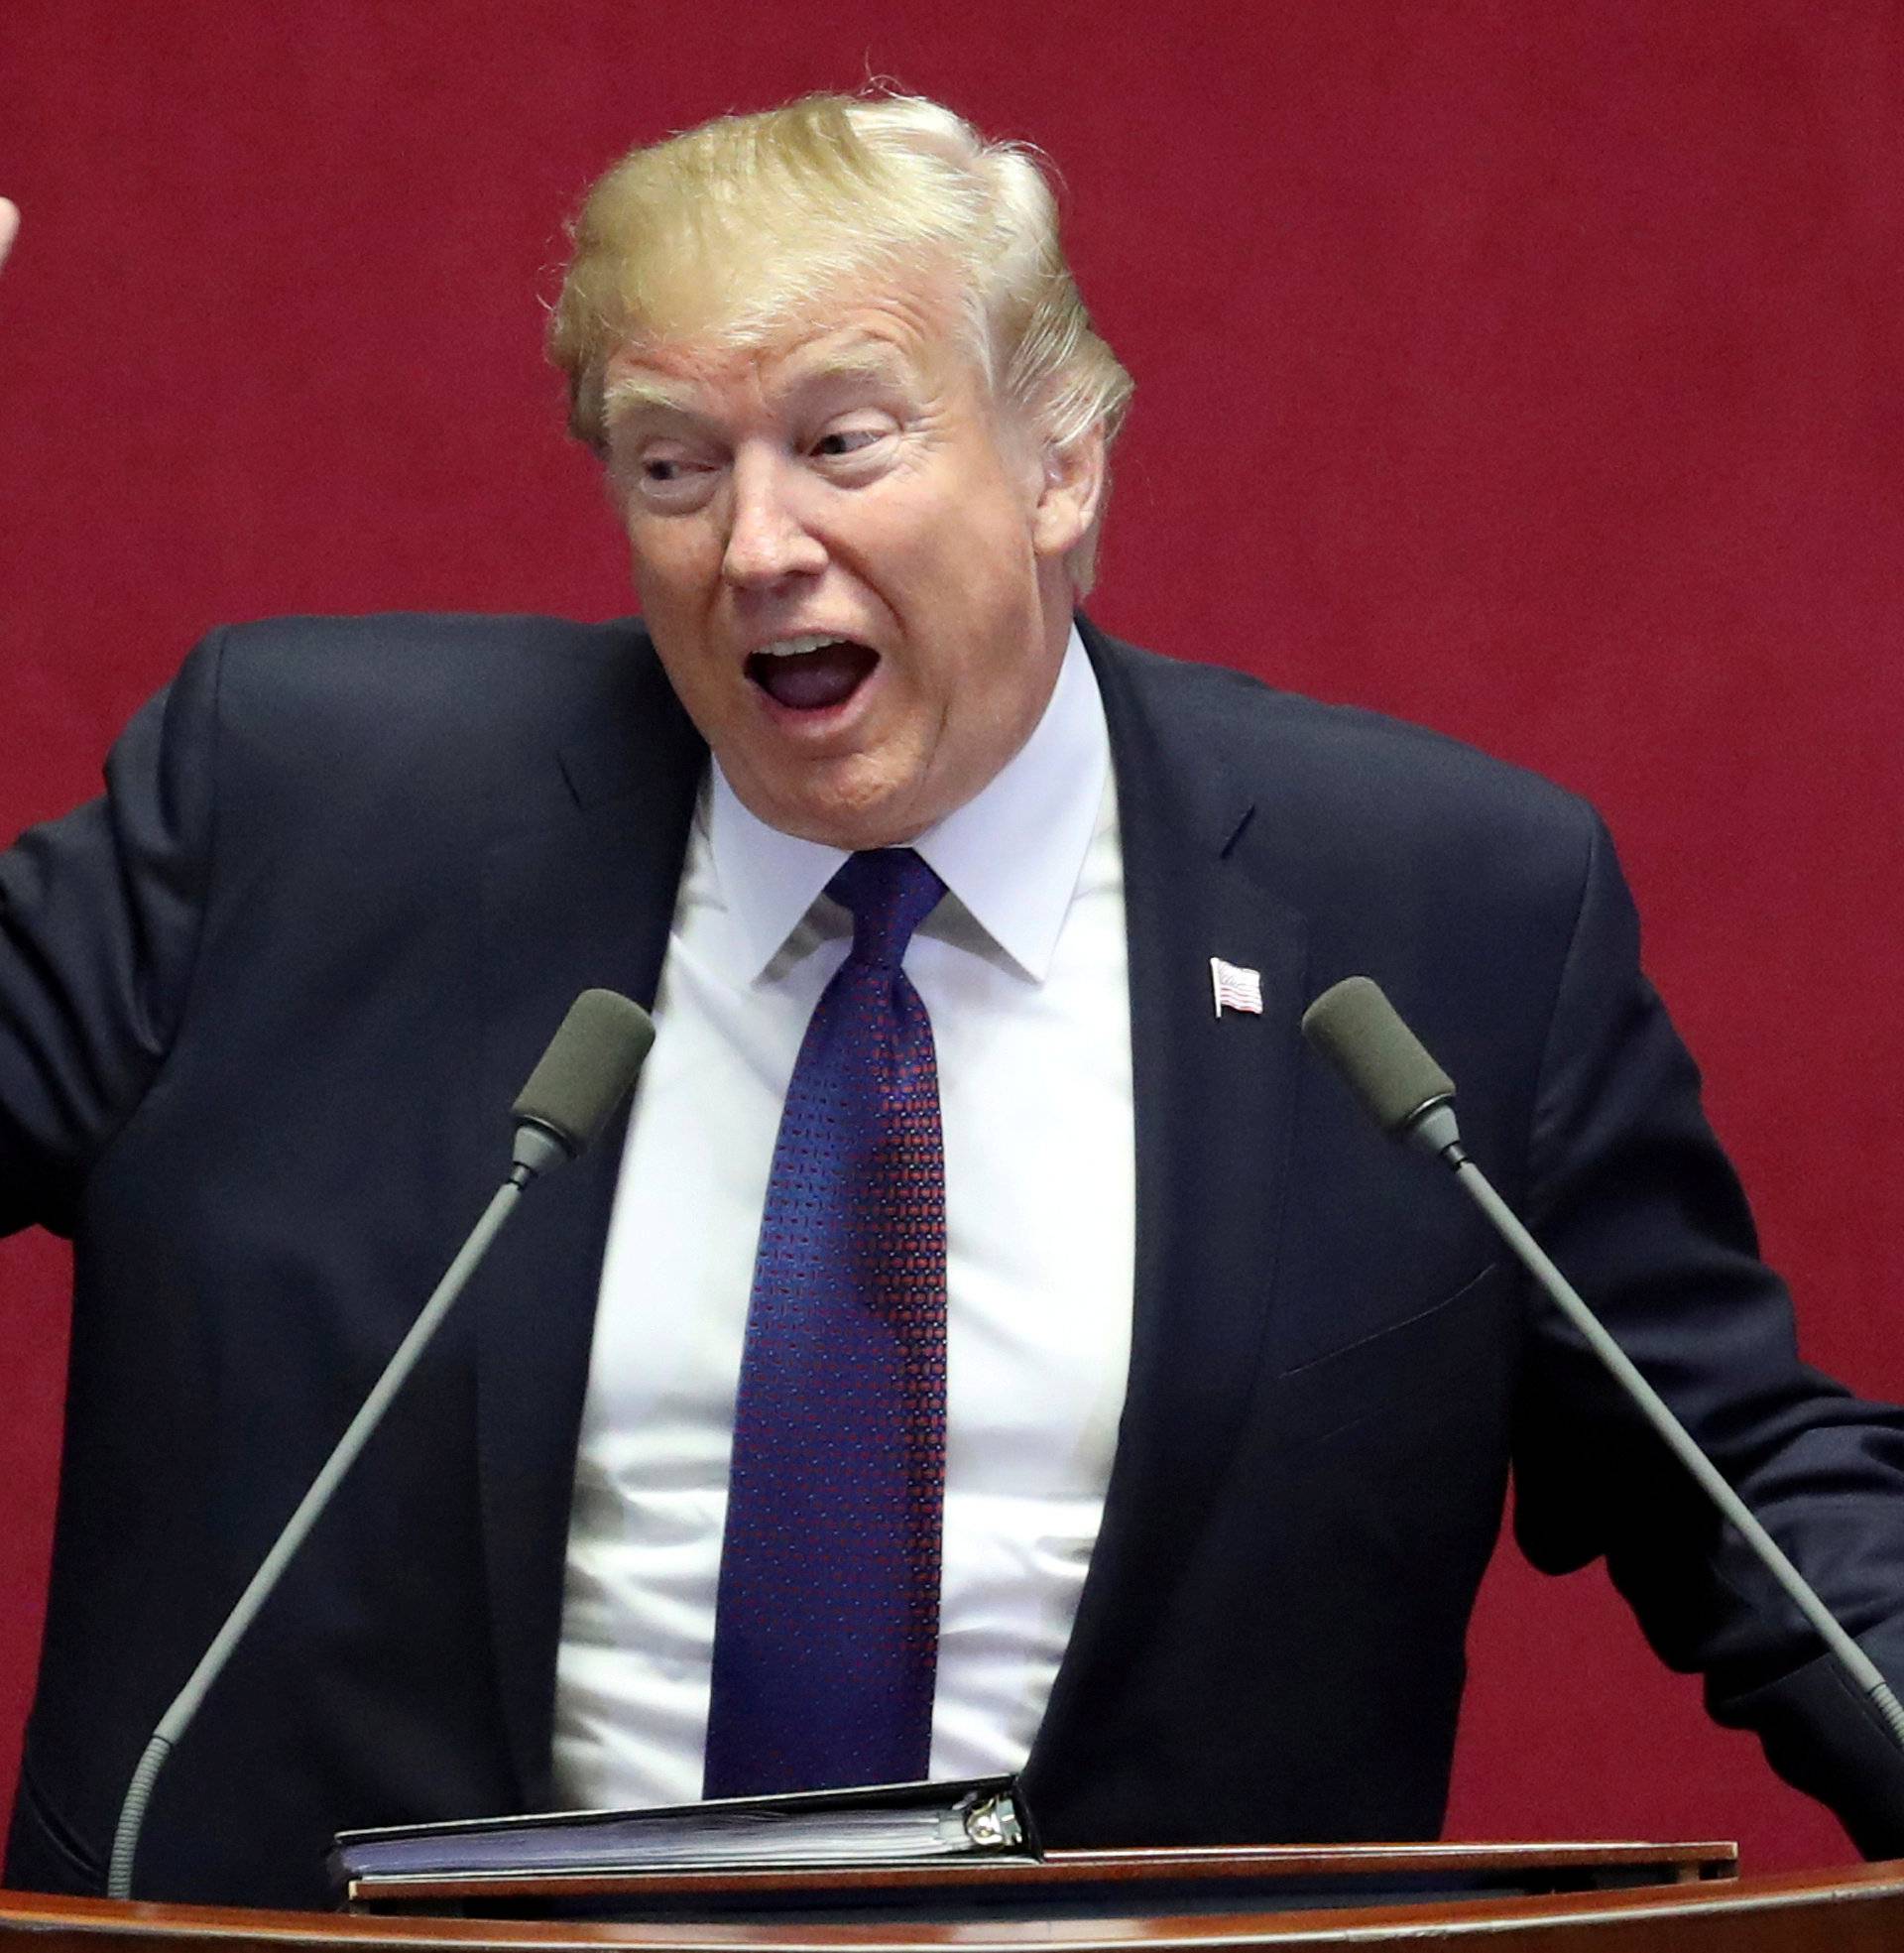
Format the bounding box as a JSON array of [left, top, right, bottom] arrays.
[[552, 629, 1134, 1809]]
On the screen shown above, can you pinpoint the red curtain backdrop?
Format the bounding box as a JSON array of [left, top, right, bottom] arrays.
[[2, 0, 1899, 1876]]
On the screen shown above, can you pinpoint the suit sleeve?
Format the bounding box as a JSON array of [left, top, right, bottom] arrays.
[[0, 633, 224, 1239], [1510, 812, 1904, 1855]]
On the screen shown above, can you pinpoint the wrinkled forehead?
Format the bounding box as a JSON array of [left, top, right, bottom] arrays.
[[599, 270, 992, 430]]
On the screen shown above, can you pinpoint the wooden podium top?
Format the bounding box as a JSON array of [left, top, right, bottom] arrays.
[[9, 1858, 1904, 1953]]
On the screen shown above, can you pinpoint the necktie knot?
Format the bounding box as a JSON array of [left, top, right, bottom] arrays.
[[827, 848, 945, 969]]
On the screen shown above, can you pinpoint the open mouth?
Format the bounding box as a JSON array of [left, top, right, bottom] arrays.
[[746, 635, 880, 712]]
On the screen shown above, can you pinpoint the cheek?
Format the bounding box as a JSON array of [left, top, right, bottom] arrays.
[[627, 519, 716, 608], [870, 503, 1023, 614]]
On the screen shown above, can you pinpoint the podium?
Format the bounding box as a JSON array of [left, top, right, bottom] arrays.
[[10, 1852, 1904, 1952]]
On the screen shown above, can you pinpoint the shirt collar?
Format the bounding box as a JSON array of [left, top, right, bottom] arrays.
[[710, 625, 1108, 983]]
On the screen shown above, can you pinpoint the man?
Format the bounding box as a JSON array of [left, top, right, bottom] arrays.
[[5, 94, 1904, 1909]]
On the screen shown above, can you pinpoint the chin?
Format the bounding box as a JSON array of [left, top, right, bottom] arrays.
[[752, 762, 929, 851], [786, 803, 922, 851]]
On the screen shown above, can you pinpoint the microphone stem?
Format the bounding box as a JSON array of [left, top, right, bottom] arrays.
[[1450, 1156, 1904, 1754], [107, 1177, 527, 1899]]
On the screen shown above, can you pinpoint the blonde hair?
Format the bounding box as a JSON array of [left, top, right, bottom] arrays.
[[547, 92, 1133, 590]]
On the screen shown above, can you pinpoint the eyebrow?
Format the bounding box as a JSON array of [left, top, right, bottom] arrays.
[[601, 375, 697, 424], [602, 342, 917, 434], [789, 344, 915, 392]]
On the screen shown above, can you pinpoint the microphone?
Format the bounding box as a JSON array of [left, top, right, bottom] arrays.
[[1297, 974, 1461, 1159], [1300, 975, 1904, 1760], [513, 988, 657, 1177], [107, 990, 655, 1900]]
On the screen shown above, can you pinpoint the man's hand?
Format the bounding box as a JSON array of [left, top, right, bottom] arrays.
[[0, 200, 18, 274]]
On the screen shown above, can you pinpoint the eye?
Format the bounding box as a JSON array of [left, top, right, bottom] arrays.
[[627, 444, 719, 509], [812, 427, 883, 458], [641, 446, 715, 485]]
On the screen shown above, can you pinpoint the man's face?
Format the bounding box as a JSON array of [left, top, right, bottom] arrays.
[[604, 273, 1100, 848]]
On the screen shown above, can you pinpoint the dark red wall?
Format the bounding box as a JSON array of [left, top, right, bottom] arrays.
[[2, 0, 1899, 1877]]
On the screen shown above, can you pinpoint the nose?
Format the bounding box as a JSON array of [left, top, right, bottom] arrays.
[[721, 447, 826, 589]]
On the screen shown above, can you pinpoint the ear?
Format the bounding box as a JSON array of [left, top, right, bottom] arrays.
[[1029, 423, 1107, 562]]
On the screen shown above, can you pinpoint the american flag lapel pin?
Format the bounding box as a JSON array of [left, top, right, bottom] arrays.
[[1210, 955, 1263, 1018]]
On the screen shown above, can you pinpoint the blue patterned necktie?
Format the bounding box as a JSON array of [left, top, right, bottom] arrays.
[[702, 847, 949, 1797]]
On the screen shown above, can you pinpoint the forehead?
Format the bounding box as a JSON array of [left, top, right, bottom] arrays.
[[602, 276, 979, 426]]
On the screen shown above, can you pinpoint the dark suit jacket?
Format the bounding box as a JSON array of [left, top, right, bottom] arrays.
[[6, 614, 1904, 1907]]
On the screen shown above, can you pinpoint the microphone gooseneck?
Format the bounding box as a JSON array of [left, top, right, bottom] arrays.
[[1301, 974, 1904, 1762], [108, 990, 655, 1900]]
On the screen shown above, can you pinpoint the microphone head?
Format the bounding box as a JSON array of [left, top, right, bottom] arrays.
[[512, 989, 655, 1161], [1301, 976, 1457, 1140]]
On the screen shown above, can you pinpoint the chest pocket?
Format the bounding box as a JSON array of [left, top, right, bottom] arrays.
[[1262, 1260, 1515, 1453]]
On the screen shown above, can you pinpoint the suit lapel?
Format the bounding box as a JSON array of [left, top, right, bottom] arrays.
[[1028, 623, 1311, 1793], [471, 651, 704, 1806]]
